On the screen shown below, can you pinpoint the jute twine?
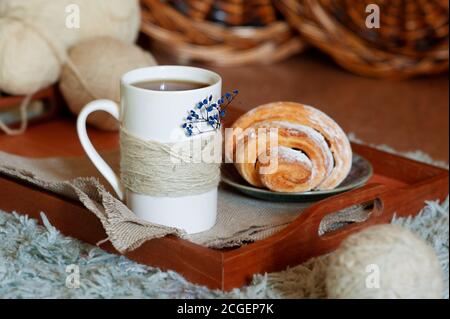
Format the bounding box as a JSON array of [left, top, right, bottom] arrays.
[[120, 128, 221, 197]]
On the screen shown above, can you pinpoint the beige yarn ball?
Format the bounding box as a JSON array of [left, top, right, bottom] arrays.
[[326, 224, 443, 299], [59, 37, 157, 131], [0, 0, 140, 95]]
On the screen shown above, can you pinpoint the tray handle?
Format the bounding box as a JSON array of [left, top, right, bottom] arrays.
[[275, 173, 447, 258], [314, 187, 391, 242], [226, 183, 393, 280], [253, 183, 393, 261], [300, 184, 388, 243]]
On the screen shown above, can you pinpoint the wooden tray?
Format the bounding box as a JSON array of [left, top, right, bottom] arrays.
[[0, 119, 448, 291]]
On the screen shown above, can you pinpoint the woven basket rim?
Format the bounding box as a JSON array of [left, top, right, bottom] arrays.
[[277, 0, 449, 78], [140, 0, 306, 66]]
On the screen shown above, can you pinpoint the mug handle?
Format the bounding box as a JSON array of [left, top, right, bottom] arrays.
[[76, 99, 124, 200]]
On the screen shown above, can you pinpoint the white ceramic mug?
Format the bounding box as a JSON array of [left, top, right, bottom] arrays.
[[77, 66, 222, 233]]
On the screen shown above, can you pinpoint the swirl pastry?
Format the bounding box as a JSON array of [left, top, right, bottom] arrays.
[[225, 102, 352, 192]]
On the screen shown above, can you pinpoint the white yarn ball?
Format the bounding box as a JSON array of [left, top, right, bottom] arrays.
[[0, 0, 140, 95], [0, 19, 62, 95], [326, 224, 443, 299]]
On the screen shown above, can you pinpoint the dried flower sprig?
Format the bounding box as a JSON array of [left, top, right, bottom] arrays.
[[182, 89, 238, 136]]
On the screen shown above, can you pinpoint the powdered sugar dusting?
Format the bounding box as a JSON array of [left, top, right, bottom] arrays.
[[276, 146, 312, 167], [268, 121, 334, 179]]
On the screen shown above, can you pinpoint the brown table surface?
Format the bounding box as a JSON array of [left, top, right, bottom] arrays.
[[0, 51, 448, 163]]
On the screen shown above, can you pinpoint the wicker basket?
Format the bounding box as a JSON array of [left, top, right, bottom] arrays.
[[140, 0, 305, 66], [168, 0, 278, 26], [277, 0, 449, 78]]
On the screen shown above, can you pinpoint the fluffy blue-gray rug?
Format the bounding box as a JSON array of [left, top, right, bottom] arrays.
[[0, 143, 448, 299]]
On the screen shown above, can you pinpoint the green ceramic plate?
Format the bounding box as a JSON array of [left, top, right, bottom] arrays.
[[221, 154, 373, 202]]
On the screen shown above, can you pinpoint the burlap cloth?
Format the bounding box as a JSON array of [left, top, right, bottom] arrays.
[[0, 150, 369, 253]]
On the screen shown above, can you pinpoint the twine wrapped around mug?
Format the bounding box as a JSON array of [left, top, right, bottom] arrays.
[[120, 128, 221, 197]]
